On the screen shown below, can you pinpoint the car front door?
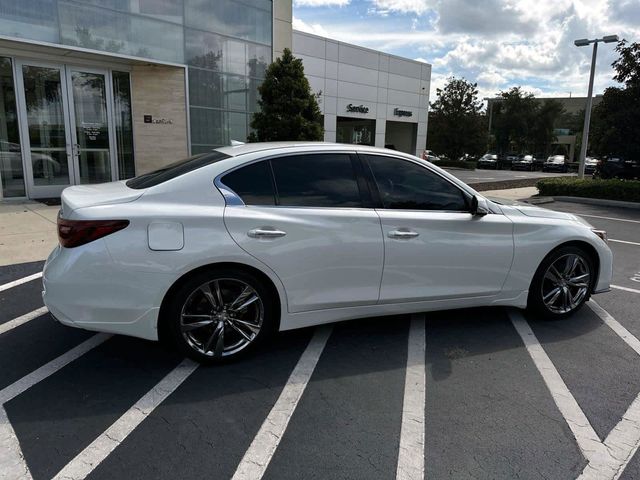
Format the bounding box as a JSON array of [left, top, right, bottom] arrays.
[[221, 152, 384, 313], [361, 153, 514, 303]]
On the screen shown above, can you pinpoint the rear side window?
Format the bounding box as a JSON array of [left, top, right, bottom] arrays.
[[126, 151, 230, 189], [364, 154, 468, 211], [270, 154, 362, 207], [221, 161, 276, 206]]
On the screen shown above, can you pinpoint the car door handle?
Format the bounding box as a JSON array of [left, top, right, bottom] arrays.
[[247, 227, 287, 239], [388, 229, 420, 239]]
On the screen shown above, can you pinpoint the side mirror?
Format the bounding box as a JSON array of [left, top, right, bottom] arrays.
[[469, 195, 488, 216]]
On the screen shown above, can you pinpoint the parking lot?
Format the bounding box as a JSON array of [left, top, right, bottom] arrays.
[[445, 167, 576, 186], [0, 200, 639, 480]]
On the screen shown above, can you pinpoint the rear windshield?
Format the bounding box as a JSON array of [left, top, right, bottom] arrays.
[[126, 151, 231, 189]]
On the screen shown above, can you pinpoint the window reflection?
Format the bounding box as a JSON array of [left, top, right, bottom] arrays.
[[112, 71, 135, 179], [22, 65, 70, 186], [59, 2, 184, 63], [0, 57, 26, 197]]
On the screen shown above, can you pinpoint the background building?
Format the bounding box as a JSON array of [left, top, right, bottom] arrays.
[[486, 95, 602, 162], [0, 0, 430, 200], [293, 31, 430, 158]]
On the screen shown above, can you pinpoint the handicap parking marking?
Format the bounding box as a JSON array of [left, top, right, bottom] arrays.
[[0, 334, 110, 480], [0, 272, 42, 294], [232, 326, 332, 480], [52, 358, 199, 480], [396, 314, 426, 480], [0, 307, 48, 337]]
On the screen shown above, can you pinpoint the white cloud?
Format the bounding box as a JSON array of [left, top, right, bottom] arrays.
[[292, 16, 332, 36], [294, 0, 351, 6], [370, 0, 432, 14], [293, 0, 640, 100]]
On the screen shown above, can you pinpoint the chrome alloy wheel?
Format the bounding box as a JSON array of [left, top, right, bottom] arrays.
[[180, 278, 264, 358], [541, 254, 591, 314]]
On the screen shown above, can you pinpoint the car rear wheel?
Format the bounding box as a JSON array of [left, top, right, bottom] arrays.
[[528, 246, 594, 318], [163, 268, 275, 363]]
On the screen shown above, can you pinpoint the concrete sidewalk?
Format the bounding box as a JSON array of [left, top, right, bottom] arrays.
[[0, 201, 59, 267], [0, 186, 542, 267]]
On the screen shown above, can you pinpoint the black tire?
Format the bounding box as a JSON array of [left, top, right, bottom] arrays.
[[161, 268, 276, 364], [527, 246, 595, 319]]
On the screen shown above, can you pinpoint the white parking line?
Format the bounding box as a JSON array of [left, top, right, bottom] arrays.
[[232, 326, 332, 480], [396, 314, 426, 480], [0, 272, 42, 294], [0, 307, 48, 337], [0, 333, 110, 480], [609, 239, 640, 247], [52, 358, 199, 480], [577, 301, 640, 479], [576, 214, 640, 225], [611, 285, 640, 295], [508, 310, 611, 469]]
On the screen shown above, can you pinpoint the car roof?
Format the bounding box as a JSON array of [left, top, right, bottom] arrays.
[[214, 141, 405, 158]]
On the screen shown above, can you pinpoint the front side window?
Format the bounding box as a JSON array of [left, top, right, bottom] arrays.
[[364, 155, 468, 211], [270, 154, 362, 207]]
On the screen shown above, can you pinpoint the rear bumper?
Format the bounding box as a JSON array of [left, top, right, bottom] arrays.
[[42, 243, 173, 341]]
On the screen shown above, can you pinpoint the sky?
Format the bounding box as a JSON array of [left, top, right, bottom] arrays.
[[292, 0, 640, 104]]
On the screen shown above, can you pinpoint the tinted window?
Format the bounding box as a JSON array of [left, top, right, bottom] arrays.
[[271, 154, 362, 207], [222, 161, 275, 205], [126, 151, 230, 189], [365, 155, 468, 211]]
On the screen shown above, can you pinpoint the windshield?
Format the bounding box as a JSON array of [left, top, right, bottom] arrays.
[[126, 151, 231, 189]]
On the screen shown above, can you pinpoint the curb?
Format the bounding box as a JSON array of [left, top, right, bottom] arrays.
[[553, 196, 640, 210]]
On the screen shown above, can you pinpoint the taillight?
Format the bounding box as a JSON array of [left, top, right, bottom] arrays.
[[57, 214, 129, 248]]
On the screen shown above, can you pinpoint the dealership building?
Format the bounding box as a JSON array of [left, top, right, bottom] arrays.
[[0, 0, 430, 200]]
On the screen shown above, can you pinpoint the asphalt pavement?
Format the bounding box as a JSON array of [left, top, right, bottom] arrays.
[[0, 201, 638, 480]]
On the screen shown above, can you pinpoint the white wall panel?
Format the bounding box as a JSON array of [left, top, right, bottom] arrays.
[[338, 81, 378, 102], [387, 89, 420, 108], [339, 44, 379, 70], [338, 63, 378, 86]]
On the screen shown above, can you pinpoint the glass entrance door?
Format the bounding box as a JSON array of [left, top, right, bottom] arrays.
[[67, 68, 115, 185], [16, 61, 117, 198], [17, 62, 73, 198]]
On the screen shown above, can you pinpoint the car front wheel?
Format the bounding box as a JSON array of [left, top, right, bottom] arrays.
[[528, 246, 594, 318], [163, 268, 275, 363]]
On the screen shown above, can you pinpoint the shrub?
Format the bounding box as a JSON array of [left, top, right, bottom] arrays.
[[431, 159, 477, 170], [536, 178, 640, 203]]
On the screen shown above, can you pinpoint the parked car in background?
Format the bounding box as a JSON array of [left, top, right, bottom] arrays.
[[594, 156, 640, 180], [584, 157, 598, 175], [43, 142, 613, 363], [543, 155, 569, 173], [477, 153, 498, 169], [458, 153, 478, 162], [422, 150, 440, 162], [500, 153, 519, 170], [511, 154, 536, 171]]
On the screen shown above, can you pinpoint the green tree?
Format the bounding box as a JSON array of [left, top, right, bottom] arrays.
[[590, 41, 640, 160], [426, 77, 485, 160], [491, 87, 563, 155], [248, 48, 323, 142]]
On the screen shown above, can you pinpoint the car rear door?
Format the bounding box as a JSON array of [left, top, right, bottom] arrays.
[[361, 153, 514, 303], [221, 152, 384, 313]]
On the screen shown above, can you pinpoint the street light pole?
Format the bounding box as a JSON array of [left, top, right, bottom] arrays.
[[574, 34, 619, 179], [578, 41, 597, 179]]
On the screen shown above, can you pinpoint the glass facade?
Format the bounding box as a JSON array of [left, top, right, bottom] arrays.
[[0, 0, 273, 157], [0, 57, 25, 197]]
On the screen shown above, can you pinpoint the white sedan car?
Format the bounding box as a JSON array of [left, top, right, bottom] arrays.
[[43, 142, 612, 363]]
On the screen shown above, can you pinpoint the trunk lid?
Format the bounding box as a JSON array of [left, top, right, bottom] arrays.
[[60, 181, 144, 217]]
